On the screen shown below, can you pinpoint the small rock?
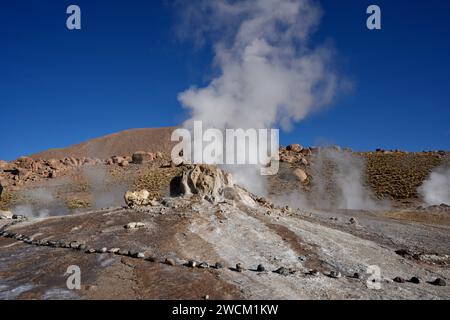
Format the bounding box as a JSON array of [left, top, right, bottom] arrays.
[[409, 276, 421, 284], [78, 244, 87, 251], [70, 241, 79, 249], [108, 248, 120, 253], [86, 249, 96, 254], [124, 222, 146, 229], [353, 272, 362, 279], [165, 258, 176, 266], [136, 252, 145, 259], [256, 264, 265, 272], [349, 217, 357, 225], [329, 270, 342, 279], [430, 278, 446, 286], [187, 260, 197, 268], [119, 249, 130, 256], [100, 247, 108, 253], [236, 263, 244, 272], [298, 255, 307, 262], [215, 262, 224, 269], [203, 295, 210, 300], [274, 267, 290, 276], [308, 269, 320, 276], [198, 262, 209, 269], [393, 276, 406, 283]]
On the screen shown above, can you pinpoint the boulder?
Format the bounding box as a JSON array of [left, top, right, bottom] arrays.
[[0, 210, 13, 219], [132, 151, 154, 164], [286, 144, 303, 152], [124, 190, 152, 207], [293, 168, 308, 183], [170, 164, 233, 202]]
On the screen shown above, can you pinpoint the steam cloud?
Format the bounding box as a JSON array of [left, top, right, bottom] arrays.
[[272, 148, 388, 211], [176, 0, 341, 195], [178, 0, 338, 131], [418, 168, 450, 206]]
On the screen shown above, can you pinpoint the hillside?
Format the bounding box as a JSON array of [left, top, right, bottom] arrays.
[[29, 127, 176, 160]]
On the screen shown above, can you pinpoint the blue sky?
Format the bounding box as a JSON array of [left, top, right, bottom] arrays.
[[1, 0, 449, 160]]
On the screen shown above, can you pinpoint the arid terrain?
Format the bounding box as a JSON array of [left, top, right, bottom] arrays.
[[0, 128, 449, 300]]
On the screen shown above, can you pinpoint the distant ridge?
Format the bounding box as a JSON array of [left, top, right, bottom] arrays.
[[29, 127, 176, 160]]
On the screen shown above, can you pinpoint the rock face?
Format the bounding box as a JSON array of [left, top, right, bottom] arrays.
[[170, 165, 233, 202]]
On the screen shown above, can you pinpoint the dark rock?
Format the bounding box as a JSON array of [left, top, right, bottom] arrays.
[[395, 249, 410, 257], [429, 278, 446, 286], [353, 272, 362, 279], [215, 262, 224, 269], [187, 260, 197, 268], [256, 264, 265, 272], [198, 262, 209, 269], [409, 276, 420, 284]]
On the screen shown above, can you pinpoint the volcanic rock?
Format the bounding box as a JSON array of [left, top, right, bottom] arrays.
[[170, 164, 234, 203]]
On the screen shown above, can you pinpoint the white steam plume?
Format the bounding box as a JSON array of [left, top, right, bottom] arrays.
[[418, 168, 450, 206], [176, 0, 341, 195], [178, 0, 338, 132]]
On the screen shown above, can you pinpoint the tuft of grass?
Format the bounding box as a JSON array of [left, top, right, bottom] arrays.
[[133, 167, 182, 199], [66, 198, 91, 210], [0, 188, 14, 211]]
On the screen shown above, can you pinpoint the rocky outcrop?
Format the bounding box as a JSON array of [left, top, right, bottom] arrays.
[[170, 165, 233, 202], [170, 164, 256, 206]]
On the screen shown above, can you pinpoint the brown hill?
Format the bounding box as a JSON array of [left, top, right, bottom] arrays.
[[29, 127, 177, 160]]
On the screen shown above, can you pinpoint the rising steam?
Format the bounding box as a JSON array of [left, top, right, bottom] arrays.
[[176, 0, 341, 195], [418, 168, 450, 206], [177, 0, 338, 131]]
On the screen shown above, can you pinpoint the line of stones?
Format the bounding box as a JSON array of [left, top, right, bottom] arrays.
[[0, 222, 446, 286], [0, 225, 303, 277]]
